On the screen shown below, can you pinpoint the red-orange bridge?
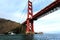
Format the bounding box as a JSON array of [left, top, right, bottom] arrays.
[[22, 0, 60, 34]]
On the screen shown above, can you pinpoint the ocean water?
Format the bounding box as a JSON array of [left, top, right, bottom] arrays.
[[0, 34, 60, 40]]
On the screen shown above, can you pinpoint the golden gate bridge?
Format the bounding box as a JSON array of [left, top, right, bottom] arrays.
[[22, 0, 60, 34]]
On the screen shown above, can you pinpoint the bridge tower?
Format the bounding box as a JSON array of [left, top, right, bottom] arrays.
[[26, 0, 34, 34]]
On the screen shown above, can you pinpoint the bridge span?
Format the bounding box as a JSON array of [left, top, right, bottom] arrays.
[[22, 0, 60, 24]]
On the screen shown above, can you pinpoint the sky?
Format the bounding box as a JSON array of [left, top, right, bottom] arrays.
[[0, 0, 60, 34]]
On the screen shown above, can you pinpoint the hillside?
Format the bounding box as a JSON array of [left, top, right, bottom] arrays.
[[0, 18, 21, 34]]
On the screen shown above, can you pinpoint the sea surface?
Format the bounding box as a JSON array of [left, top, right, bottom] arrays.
[[0, 34, 60, 40]]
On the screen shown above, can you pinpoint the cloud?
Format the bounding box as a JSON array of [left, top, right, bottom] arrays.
[[0, 0, 27, 23], [34, 9, 60, 33], [12, 10, 27, 23], [0, 0, 27, 13], [0, 10, 27, 23]]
